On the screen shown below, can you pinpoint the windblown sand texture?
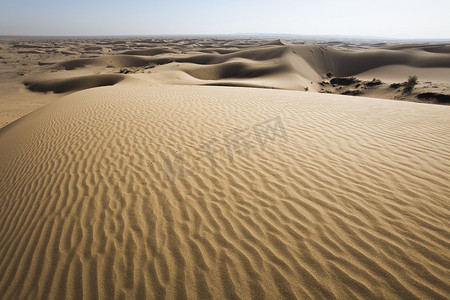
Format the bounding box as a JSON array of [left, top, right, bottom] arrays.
[[0, 37, 449, 299]]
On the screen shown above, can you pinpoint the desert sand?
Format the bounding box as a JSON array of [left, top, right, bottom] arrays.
[[1, 37, 449, 128], [0, 37, 449, 299]]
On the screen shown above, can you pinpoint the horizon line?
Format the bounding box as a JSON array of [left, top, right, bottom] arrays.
[[0, 33, 449, 41]]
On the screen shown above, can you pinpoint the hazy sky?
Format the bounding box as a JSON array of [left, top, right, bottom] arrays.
[[1, 0, 449, 39]]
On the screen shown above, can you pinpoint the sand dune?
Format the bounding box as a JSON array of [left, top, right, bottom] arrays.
[[53, 43, 450, 80], [383, 44, 450, 54], [45, 42, 450, 98], [4, 37, 448, 106], [183, 60, 290, 80], [0, 82, 449, 299], [121, 48, 177, 56], [355, 65, 450, 83]]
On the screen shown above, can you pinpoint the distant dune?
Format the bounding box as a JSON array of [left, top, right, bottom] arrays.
[[48, 43, 450, 84], [22, 40, 450, 104], [49, 42, 450, 83], [1, 38, 450, 128]]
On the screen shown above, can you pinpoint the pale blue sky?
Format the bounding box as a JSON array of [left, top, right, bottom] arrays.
[[0, 0, 449, 39]]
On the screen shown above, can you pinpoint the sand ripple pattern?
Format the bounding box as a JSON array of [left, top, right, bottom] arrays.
[[0, 85, 449, 299]]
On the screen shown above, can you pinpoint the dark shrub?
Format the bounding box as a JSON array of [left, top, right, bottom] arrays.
[[402, 75, 418, 95], [389, 83, 402, 89], [330, 77, 360, 86], [119, 68, 131, 74], [417, 92, 450, 103], [365, 78, 382, 87], [341, 89, 362, 96]]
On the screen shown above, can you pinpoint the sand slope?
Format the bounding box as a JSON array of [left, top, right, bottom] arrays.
[[0, 83, 449, 299]]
